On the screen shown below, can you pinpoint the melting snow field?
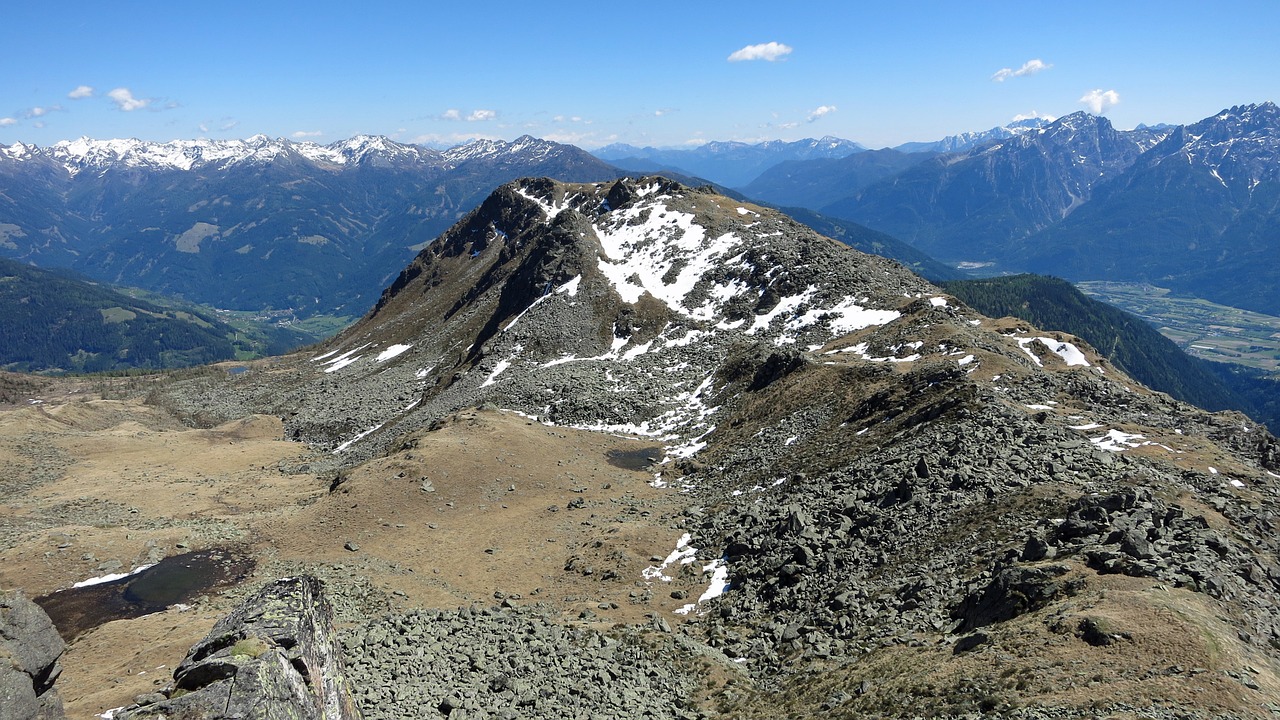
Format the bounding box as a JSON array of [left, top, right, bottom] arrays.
[[71, 564, 156, 589], [596, 204, 740, 312], [642, 533, 697, 581], [516, 182, 903, 346], [376, 344, 412, 362], [1017, 337, 1090, 367], [317, 343, 371, 373], [644, 533, 731, 616]]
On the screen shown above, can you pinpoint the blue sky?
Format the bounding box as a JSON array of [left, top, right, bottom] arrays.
[[3, 1, 1277, 149]]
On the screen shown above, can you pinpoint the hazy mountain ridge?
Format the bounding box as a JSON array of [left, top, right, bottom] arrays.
[[739, 148, 936, 209], [593, 136, 868, 188], [0, 257, 233, 372], [893, 116, 1054, 154], [822, 112, 1161, 260], [1019, 102, 1280, 314]]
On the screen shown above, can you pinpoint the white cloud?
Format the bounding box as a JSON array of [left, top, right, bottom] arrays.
[[199, 123, 209, 133], [293, 130, 323, 138], [1012, 110, 1056, 122], [24, 105, 62, 119], [0, 117, 15, 126], [1079, 89, 1120, 114], [411, 131, 501, 147], [440, 108, 462, 121], [807, 105, 836, 123], [542, 130, 601, 145], [992, 58, 1052, 82], [219, 119, 239, 131], [728, 41, 793, 62], [68, 85, 94, 99], [654, 107, 677, 117], [108, 87, 150, 111], [467, 109, 496, 122]]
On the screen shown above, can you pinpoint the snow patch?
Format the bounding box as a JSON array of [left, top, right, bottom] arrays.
[[558, 275, 582, 297], [333, 422, 387, 454], [320, 343, 371, 373], [643, 533, 697, 581], [72, 564, 156, 589], [375, 344, 412, 362], [1092, 429, 1146, 453], [1017, 337, 1090, 367], [674, 557, 731, 616]]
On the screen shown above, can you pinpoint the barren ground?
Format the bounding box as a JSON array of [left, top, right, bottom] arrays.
[[0, 380, 701, 718]]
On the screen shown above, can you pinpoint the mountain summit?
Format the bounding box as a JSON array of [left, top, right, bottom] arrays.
[[248, 175, 934, 457]]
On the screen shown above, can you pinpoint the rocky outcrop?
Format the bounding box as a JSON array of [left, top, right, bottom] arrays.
[[0, 590, 66, 720], [118, 576, 361, 720]]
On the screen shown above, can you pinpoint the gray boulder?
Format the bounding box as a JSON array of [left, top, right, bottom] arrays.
[[118, 576, 361, 720], [0, 589, 66, 720]]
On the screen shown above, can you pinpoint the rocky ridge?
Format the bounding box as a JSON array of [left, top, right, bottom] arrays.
[[146, 177, 1280, 717], [163, 176, 935, 463], [116, 575, 361, 720]]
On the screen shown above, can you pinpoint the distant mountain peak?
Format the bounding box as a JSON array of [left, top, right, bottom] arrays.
[[440, 135, 569, 165], [893, 117, 1053, 154]]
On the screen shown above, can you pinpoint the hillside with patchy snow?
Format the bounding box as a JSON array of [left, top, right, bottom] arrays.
[[145, 175, 1280, 718]]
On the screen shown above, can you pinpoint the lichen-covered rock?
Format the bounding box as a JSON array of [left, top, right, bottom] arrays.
[[0, 590, 66, 720], [118, 576, 360, 720]]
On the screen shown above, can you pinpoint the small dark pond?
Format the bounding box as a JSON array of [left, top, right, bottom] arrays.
[[606, 445, 664, 471], [35, 548, 254, 641]]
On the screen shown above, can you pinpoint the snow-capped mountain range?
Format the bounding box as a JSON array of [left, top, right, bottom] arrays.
[[0, 134, 586, 177], [1019, 102, 1280, 313], [0, 134, 623, 317], [3, 102, 1279, 322], [892, 116, 1055, 154]]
